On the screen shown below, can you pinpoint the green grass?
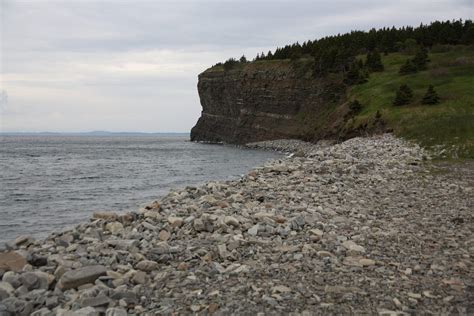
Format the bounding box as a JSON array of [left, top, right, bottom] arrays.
[[348, 45, 474, 159]]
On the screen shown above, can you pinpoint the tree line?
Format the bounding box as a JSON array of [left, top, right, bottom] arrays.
[[220, 20, 473, 76]]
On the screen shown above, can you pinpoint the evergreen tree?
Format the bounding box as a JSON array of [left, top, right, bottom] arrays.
[[403, 38, 418, 54], [290, 46, 302, 61], [365, 50, 384, 72], [223, 58, 238, 71], [344, 60, 368, 85], [413, 46, 430, 70], [239, 55, 247, 63], [421, 85, 440, 104], [399, 59, 418, 74], [393, 84, 414, 106]]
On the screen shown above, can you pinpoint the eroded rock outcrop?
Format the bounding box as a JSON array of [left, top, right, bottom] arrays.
[[191, 61, 347, 144]]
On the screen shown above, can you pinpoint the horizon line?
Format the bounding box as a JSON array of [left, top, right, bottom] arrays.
[[0, 131, 190, 135]]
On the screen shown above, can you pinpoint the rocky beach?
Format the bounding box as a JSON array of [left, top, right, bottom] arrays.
[[0, 134, 472, 315]]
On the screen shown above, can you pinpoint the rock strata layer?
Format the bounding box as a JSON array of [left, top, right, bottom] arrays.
[[191, 62, 347, 144], [0, 135, 472, 315]]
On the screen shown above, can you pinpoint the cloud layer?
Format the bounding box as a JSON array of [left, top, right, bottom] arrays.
[[1, 0, 472, 132]]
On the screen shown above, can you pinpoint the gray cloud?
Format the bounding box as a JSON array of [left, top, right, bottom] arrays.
[[1, 0, 472, 132]]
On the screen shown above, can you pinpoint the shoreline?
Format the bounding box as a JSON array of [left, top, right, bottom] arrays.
[[0, 135, 280, 246], [1, 134, 472, 315]]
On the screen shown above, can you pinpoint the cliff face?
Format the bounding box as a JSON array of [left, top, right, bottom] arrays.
[[190, 61, 348, 144]]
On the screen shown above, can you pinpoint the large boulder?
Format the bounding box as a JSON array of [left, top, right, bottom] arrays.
[[0, 252, 27, 272], [58, 265, 106, 290]]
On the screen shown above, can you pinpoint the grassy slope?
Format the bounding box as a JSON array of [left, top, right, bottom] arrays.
[[347, 45, 474, 159]]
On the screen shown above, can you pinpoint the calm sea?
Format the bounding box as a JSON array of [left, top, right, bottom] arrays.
[[0, 134, 281, 244]]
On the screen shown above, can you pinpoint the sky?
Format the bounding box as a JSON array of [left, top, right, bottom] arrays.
[[1, 0, 472, 133]]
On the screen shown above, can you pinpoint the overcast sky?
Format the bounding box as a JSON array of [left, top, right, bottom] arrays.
[[1, 0, 472, 132]]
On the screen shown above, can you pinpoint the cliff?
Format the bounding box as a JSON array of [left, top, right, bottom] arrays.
[[190, 60, 349, 144], [191, 46, 474, 158]]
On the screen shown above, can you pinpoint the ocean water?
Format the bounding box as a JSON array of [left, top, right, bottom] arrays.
[[0, 134, 281, 244]]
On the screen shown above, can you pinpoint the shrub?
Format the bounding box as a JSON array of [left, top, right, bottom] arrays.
[[422, 85, 440, 105], [399, 59, 418, 75], [413, 46, 430, 70], [393, 84, 414, 106], [349, 99, 363, 113]]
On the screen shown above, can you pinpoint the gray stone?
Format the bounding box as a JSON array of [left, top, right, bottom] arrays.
[[168, 216, 183, 227], [106, 239, 138, 250], [193, 218, 206, 232], [150, 242, 169, 255], [224, 216, 239, 227], [45, 296, 59, 309], [132, 271, 147, 284], [19, 272, 49, 290], [72, 306, 99, 316], [2, 272, 20, 288], [1, 297, 33, 316], [105, 307, 128, 316], [31, 307, 51, 316], [135, 260, 158, 272], [14, 236, 34, 247], [0, 282, 14, 300], [342, 240, 365, 253], [105, 222, 124, 235], [0, 303, 11, 316], [58, 265, 107, 290], [110, 291, 138, 304], [81, 296, 111, 308], [248, 224, 259, 236]]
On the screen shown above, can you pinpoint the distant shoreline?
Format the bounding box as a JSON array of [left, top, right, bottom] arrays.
[[0, 132, 190, 136]]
